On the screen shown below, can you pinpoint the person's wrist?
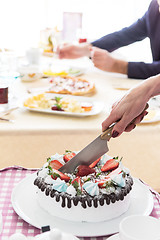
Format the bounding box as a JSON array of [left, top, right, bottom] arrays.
[[111, 58, 128, 74], [148, 74, 160, 98], [80, 43, 92, 57]]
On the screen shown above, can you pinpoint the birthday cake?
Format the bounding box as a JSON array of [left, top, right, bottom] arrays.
[[34, 151, 133, 222]]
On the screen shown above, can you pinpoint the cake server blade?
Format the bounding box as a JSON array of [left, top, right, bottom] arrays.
[[59, 125, 114, 173]]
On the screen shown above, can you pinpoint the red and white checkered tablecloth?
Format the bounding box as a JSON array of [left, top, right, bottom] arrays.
[[0, 167, 160, 240]]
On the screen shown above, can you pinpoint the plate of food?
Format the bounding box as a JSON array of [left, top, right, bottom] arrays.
[[32, 75, 95, 96], [46, 75, 95, 96], [43, 67, 85, 78], [23, 93, 104, 117]]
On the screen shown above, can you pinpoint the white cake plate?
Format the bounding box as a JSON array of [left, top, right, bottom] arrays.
[[11, 173, 154, 237]]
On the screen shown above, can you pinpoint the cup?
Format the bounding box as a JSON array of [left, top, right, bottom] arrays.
[[0, 78, 8, 104], [18, 65, 43, 82], [26, 47, 42, 65], [119, 215, 160, 240]]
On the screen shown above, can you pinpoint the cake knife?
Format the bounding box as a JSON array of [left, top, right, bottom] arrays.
[[59, 103, 149, 174], [59, 124, 114, 174]]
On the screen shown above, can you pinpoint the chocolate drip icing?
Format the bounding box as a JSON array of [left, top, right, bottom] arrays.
[[55, 193, 60, 202], [119, 192, 124, 201], [50, 189, 56, 198], [93, 197, 98, 208], [73, 197, 79, 206], [105, 195, 111, 205], [34, 173, 134, 209], [41, 183, 46, 192], [66, 196, 72, 208], [81, 197, 87, 208], [86, 197, 92, 207], [99, 196, 105, 206], [45, 187, 51, 196], [34, 178, 39, 185], [61, 194, 66, 207], [110, 193, 116, 203]]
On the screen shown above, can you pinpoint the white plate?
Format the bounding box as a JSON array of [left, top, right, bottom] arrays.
[[142, 96, 160, 123], [107, 233, 119, 239], [11, 173, 153, 237], [24, 94, 104, 117], [67, 67, 85, 77]]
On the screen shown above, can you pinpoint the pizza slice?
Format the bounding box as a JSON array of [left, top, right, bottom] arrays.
[[46, 75, 95, 95]]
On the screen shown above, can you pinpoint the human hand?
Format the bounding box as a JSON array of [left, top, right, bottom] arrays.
[[58, 43, 91, 59], [102, 87, 149, 138], [91, 47, 128, 74], [91, 47, 115, 72]]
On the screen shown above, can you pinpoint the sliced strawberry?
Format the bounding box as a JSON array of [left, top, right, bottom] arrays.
[[95, 179, 107, 188], [63, 151, 76, 163], [72, 176, 82, 191], [49, 160, 63, 170], [51, 169, 70, 182], [106, 167, 122, 178], [76, 165, 95, 177], [89, 157, 101, 168], [101, 159, 119, 172]]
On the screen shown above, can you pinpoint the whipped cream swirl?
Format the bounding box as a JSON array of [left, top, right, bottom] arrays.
[[83, 181, 99, 196], [52, 178, 68, 192], [111, 172, 125, 187]]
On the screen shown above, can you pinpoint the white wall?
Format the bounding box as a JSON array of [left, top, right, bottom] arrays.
[[0, 0, 152, 61]]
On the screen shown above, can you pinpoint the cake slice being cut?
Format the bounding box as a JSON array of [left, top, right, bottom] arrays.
[[34, 151, 133, 222]]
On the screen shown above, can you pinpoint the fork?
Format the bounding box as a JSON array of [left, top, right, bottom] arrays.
[[0, 117, 14, 123]]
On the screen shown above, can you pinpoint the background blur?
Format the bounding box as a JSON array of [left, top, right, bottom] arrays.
[[0, 0, 152, 61]]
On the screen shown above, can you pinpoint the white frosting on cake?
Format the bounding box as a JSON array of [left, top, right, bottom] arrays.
[[37, 189, 131, 222]]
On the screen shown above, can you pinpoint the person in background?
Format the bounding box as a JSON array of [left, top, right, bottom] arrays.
[[58, 0, 160, 80], [102, 74, 160, 137]]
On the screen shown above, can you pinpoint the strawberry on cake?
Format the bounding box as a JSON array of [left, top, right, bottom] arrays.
[[34, 151, 133, 222]]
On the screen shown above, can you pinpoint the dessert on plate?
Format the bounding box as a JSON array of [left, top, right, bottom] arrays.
[[24, 93, 93, 113], [34, 151, 133, 223]]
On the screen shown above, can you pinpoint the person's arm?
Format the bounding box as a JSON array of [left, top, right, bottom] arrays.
[[58, 2, 150, 59], [58, 43, 91, 59], [91, 12, 148, 52], [91, 47, 128, 75], [91, 50, 160, 80], [128, 61, 160, 79], [102, 74, 160, 137]]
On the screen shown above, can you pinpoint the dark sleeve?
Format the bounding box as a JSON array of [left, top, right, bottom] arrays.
[[128, 61, 160, 79], [91, 13, 148, 52]]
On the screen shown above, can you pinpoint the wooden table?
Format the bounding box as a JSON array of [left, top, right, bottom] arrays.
[[0, 57, 160, 192]]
